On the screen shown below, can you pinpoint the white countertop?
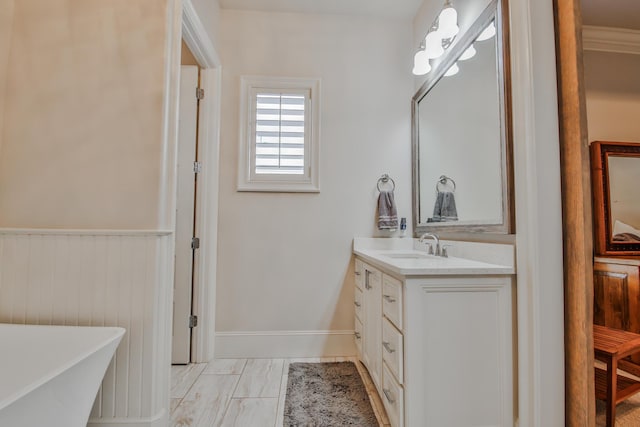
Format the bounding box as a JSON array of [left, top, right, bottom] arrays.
[[353, 237, 516, 276]]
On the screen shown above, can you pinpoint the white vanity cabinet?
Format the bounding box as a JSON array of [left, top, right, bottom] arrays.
[[354, 259, 383, 390], [354, 254, 514, 427]]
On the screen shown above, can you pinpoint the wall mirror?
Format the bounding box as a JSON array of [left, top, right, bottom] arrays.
[[411, 0, 513, 235], [591, 141, 640, 256]]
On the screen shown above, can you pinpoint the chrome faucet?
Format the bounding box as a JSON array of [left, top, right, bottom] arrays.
[[419, 233, 441, 256]]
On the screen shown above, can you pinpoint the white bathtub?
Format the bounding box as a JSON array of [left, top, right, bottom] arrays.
[[0, 323, 125, 427]]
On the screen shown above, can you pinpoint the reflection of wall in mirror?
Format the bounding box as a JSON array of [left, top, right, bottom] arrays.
[[584, 50, 640, 236], [418, 36, 502, 224], [608, 156, 640, 231]]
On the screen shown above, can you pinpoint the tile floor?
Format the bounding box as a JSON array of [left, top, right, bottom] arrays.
[[170, 357, 390, 427]]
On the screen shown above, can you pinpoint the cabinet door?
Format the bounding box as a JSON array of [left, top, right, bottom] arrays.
[[594, 261, 640, 363], [405, 276, 513, 427], [355, 259, 364, 290], [363, 266, 382, 390]]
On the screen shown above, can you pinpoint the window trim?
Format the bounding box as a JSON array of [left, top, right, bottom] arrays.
[[238, 76, 321, 192]]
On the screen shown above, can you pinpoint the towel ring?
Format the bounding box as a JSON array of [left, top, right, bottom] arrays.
[[377, 174, 396, 192], [436, 175, 456, 193]]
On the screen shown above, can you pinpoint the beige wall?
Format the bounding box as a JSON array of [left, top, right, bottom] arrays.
[[216, 10, 413, 335], [0, 0, 169, 229], [0, 0, 14, 159], [181, 40, 199, 66], [585, 50, 640, 141]]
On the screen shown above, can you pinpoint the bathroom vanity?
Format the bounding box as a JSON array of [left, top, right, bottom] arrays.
[[353, 238, 515, 427]]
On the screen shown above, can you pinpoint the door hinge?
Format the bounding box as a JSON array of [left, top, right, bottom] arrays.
[[196, 87, 204, 100], [193, 161, 202, 174], [189, 315, 198, 328], [191, 237, 200, 250]]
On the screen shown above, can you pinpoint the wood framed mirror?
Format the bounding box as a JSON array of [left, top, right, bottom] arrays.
[[591, 141, 640, 256]]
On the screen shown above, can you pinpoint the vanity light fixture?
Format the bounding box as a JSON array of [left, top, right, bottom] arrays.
[[412, 50, 432, 76], [476, 21, 496, 41], [424, 30, 445, 59], [437, 0, 459, 40], [444, 62, 459, 77], [411, 0, 459, 76], [458, 44, 476, 61]]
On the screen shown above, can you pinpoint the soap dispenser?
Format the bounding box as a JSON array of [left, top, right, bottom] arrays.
[[400, 217, 407, 237]]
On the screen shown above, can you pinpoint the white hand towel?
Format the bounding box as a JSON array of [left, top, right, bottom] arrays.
[[377, 190, 398, 230]]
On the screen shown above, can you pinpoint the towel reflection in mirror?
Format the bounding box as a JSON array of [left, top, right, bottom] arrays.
[[429, 175, 458, 222]]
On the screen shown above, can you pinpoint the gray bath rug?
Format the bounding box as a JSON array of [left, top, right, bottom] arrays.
[[283, 362, 378, 427]]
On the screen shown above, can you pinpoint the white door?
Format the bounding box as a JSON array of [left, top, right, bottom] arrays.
[[172, 65, 199, 364]]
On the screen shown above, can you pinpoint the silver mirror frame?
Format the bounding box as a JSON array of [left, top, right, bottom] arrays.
[[411, 0, 514, 235]]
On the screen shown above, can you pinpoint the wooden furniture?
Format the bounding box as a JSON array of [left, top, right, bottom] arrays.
[[590, 141, 640, 256], [594, 258, 640, 375], [593, 325, 640, 427], [354, 256, 513, 427]]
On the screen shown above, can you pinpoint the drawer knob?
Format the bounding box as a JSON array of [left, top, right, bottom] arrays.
[[354, 301, 361, 307], [383, 341, 396, 353], [383, 294, 396, 303], [354, 332, 361, 339], [355, 271, 361, 276], [383, 388, 396, 404]]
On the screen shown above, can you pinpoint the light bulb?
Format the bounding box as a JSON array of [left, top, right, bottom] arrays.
[[424, 31, 444, 59], [444, 62, 459, 77], [412, 50, 432, 76], [477, 21, 496, 41], [458, 44, 476, 61], [438, 6, 459, 39]]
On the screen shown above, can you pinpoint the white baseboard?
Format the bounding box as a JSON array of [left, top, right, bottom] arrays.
[[87, 410, 167, 427], [214, 330, 357, 358]]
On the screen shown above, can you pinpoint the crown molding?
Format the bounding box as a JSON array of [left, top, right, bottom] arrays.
[[583, 25, 640, 55]]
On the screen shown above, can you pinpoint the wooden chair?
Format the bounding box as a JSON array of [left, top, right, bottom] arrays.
[[593, 325, 640, 426]]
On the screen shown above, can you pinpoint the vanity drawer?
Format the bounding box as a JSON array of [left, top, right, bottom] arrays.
[[354, 287, 363, 322], [382, 317, 403, 384], [354, 317, 363, 357], [382, 275, 403, 330], [382, 362, 404, 427], [355, 259, 364, 290]]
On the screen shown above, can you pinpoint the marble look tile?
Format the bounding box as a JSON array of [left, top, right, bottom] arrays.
[[354, 360, 390, 426], [170, 398, 182, 415], [218, 398, 278, 427], [288, 357, 336, 364], [171, 363, 207, 399], [233, 359, 284, 398], [170, 374, 239, 427], [275, 371, 288, 427], [203, 359, 247, 375]]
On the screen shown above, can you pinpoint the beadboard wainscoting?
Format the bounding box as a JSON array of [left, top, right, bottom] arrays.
[[0, 229, 174, 427], [214, 330, 357, 359]]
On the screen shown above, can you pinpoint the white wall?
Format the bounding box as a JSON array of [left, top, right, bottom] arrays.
[[215, 9, 413, 356]]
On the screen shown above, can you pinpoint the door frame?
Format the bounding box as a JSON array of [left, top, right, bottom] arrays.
[[181, 0, 221, 363], [162, 0, 221, 363], [553, 1, 596, 425]]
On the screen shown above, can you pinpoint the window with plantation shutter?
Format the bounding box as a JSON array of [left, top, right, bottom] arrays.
[[238, 76, 320, 192]]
